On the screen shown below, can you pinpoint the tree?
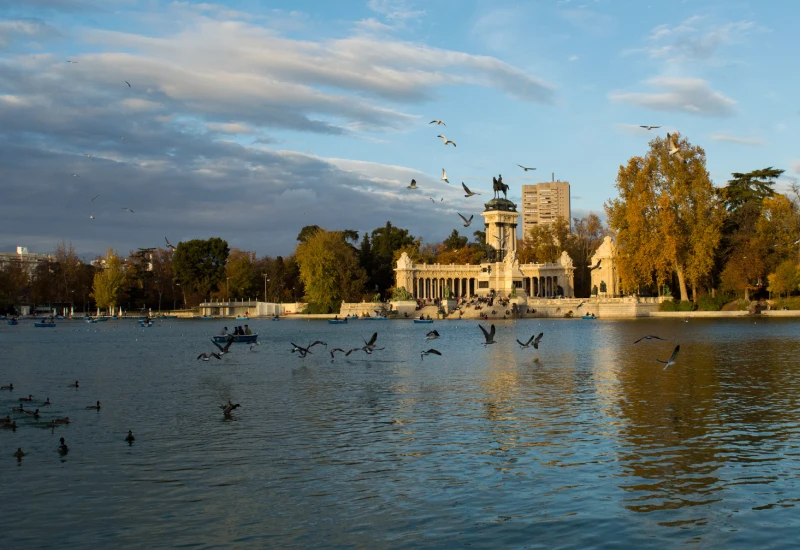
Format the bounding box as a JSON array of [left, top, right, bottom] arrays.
[[172, 238, 229, 305], [767, 260, 799, 299], [370, 221, 416, 295], [295, 230, 368, 312], [443, 229, 468, 251], [91, 249, 128, 311], [565, 213, 607, 298], [219, 249, 258, 300], [297, 225, 322, 244], [720, 167, 782, 213], [720, 245, 763, 300], [150, 248, 174, 312], [605, 133, 723, 301]]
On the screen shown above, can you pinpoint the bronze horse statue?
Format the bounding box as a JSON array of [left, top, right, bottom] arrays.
[[493, 174, 509, 200]]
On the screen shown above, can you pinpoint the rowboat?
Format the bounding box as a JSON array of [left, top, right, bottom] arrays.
[[236, 316, 250, 320], [581, 315, 597, 320], [7, 320, 18, 326], [161, 315, 177, 319], [139, 322, 154, 327], [86, 319, 97, 324], [34, 322, 56, 328], [199, 316, 214, 320], [328, 319, 348, 324], [212, 333, 258, 343], [413, 319, 433, 324], [95, 317, 109, 322], [362, 316, 388, 321]]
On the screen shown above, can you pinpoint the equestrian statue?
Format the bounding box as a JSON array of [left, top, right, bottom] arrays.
[[492, 174, 509, 200]]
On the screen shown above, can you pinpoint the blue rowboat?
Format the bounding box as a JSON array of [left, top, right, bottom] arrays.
[[212, 333, 258, 343], [236, 316, 250, 320], [581, 315, 597, 320], [7, 320, 18, 326], [200, 316, 214, 320], [362, 317, 388, 321], [328, 319, 348, 324], [271, 317, 280, 321], [86, 319, 97, 324], [35, 323, 56, 328], [413, 319, 433, 324]]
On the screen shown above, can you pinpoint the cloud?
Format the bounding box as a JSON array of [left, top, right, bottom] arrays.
[[367, 0, 425, 23], [0, 18, 60, 48], [568, 55, 578, 62], [709, 133, 765, 146], [206, 122, 255, 134], [793, 161, 800, 174], [609, 77, 736, 117]]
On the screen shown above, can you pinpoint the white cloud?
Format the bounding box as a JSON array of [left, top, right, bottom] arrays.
[[793, 161, 800, 174], [568, 55, 579, 62], [120, 98, 163, 111], [206, 122, 255, 134], [709, 133, 765, 146], [0, 18, 59, 47], [367, 0, 425, 23], [609, 77, 736, 117]]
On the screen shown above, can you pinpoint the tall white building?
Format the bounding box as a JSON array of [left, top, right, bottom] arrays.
[[0, 246, 54, 275], [521, 180, 571, 238]]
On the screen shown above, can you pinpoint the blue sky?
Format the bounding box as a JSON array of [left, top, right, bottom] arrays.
[[1, 0, 797, 258]]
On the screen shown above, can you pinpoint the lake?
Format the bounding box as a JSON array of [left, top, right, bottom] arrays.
[[2, 316, 800, 548]]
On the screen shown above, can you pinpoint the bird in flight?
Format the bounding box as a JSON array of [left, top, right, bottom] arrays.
[[420, 349, 441, 361], [633, 335, 667, 344], [437, 135, 456, 147], [125, 81, 131, 88], [479, 324, 496, 346], [197, 352, 222, 361], [590, 260, 601, 271], [576, 301, 585, 309], [84, 154, 92, 159], [120, 136, 126, 141], [89, 214, 95, 220], [429, 120, 446, 126], [458, 213, 473, 227], [640, 125, 661, 131], [462, 182, 480, 197], [429, 197, 436, 204], [66, 60, 78, 64], [657, 345, 680, 370], [329, 348, 346, 362], [517, 332, 544, 349], [71, 173, 80, 177], [363, 332, 380, 352], [425, 329, 440, 340], [441, 169, 449, 183], [667, 133, 684, 162], [91, 194, 100, 202], [165, 237, 176, 251], [211, 336, 235, 356], [407, 179, 418, 190], [121, 207, 134, 213], [517, 164, 536, 171]]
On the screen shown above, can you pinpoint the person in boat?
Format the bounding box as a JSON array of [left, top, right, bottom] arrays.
[[334, 314, 339, 320], [238, 326, 244, 335], [219, 326, 229, 336], [244, 325, 252, 335], [232, 326, 239, 335]]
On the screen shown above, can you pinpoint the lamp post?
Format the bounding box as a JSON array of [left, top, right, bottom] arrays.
[[262, 273, 269, 303], [226, 277, 231, 301]]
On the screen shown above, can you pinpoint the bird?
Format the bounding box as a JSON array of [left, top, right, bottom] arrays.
[[291, 342, 313, 358], [222, 402, 241, 416], [13, 448, 25, 459], [517, 164, 536, 171], [41, 397, 51, 406], [58, 437, 69, 455], [86, 400, 101, 410], [462, 182, 480, 197], [120, 136, 126, 140], [91, 194, 100, 202], [19, 394, 33, 402], [125, 430, 135, 443], [71, 173, 80, 177], [633, 335, 667, 344], [517, 332, 544, 349], [667, 133, 684, 162], [363, 332, 380, 351], [309, 340, 328, 350], [407, 179, 418, 190], [89, 215, 95, 220], [211, 336, 234, 355], [657, 345, 680, 370], [576, 301, 585, 309], [429, 120, 446, 126], [121, 207, 134, 213], [640, 125, 661, 130], [441, 169, 449, 183], [430, 197, 436, 203], [425, 329, 440, 340], [479, 324, 496, 345], [458, 213, 473, 227], [329, 348, 346, 361], [590, 260, 601, 271], [66, 60, 78, 64], [0, 383, 12, 390], [125, 81, 131, 87], [420, 349, 442, 361], [437, 135, 456, 147], [165, 237, 176, 251], [84, 154, 92, 159], [69, 380, 79, 388], [197, 352, 222, 361]]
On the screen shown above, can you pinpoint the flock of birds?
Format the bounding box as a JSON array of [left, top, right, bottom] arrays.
[[2, 379, 134, 463]]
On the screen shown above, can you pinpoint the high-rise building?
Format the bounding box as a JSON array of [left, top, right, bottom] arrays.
[[520, 180, 571, 237]]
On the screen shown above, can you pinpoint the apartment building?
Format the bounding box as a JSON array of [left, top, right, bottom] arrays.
[[520, 180, 571, 237]]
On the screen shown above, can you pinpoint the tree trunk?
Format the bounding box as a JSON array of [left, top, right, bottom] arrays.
[[744, 287, 750, 301], [676, 267, 689, 302], [692, 282, 698, 303]]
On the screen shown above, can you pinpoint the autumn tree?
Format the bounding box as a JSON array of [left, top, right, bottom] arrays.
[[565, 213, 608, 298], [295, 230, 368, 312], [91, 249, 128, 312], [218, 249, 258, 300], [606, 133, 723, 301], [767, 260, 799, 299]]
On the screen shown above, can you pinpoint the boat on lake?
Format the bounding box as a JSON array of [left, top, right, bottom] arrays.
[[34, 322, 56, 328], [362, 316, 388, 321], [7, 320, 18, 326], [581, 314, 597, 320], [86, 319, 97, 324], [413, 319, 433, 324], [212, 333, 258, 343], [328, 319, 348, 324], [236, 316, 250, 320]]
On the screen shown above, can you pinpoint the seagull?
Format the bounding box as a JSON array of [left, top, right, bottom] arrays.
[[633, 335, 667, 344], [165, 237, 176, 251], [430, 197, 436, 203], [458, 213, 473, 227], [420, 349, 442, 361], [437, 135, 456, 147], [329, 348, 346, 361], [429, 120, 446, 126], [517, 332, 544, 349], [667, 133, 684, 162], [84, 154, 92, 159], [407, 179, 418, 190], [71, 173, 80, 177], [441, 169, 449, 183], [120, 137, 126, 140], [517, 164, 536, 171], [89, 214, 95, 220], [590, 260, 601, 271], [66, 60, 78, 64], [462, 182, 480, 197], [425, 329, 440, 340], [639, 125, 661, 130], [122, 207, 134, 213], [211, 336, 234, 355], [125, 81, 131, 87], [576, 301, 585, 309], [479, 324, 496, 345], [91, 194, 100, 202], [657, 345, 680, 370], [197, 352, 222, 361]]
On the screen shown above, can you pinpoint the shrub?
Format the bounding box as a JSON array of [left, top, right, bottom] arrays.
[[697, 293, 732, 311], [302, 302, 338, 314], [659, 300, 696, 312]]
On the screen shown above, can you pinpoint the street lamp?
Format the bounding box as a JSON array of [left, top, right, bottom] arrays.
[[262, 273, 269, 303], [226, 277, 231, 301]]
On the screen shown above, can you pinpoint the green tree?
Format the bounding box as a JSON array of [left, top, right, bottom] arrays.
[[370, 221, 416, 295], [219, 249, 258, 300], [150, 248, 174, 312], [297, 225, 323, 244], [720, 167, 782, 213], [91, 249, 128, 311], [443, 229, 468, 251], [172, 238, 229, 306], [295, 230, 368, 312]]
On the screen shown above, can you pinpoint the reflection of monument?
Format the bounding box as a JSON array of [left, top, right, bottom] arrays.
[[395, 176, 575, 300], [590, 236, 619, 297]]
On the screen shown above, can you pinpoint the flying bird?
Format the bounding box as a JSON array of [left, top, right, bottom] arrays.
[[329, 348, 346, 361], [430, 197, 436, 204], [197, 352, 221, 361], [517, 332, 544, 349], [165, 237, 176, 251], [640, 125, 661, 130], [84, 154, 92, 159], [71, 173, 80, 177], [517, 164, 536, 171], [425, 329, 440, 340], [121, 207, 134, 213], [125, 81, 131, 87], [479, 324, 496, 346], [462, 182, 480, 197], [91, 194, 100, 202], [657, 345, 680, 370], [437, 135, 456, 147], [89, 214, 95, 220], [429, 120, 446, 126], [363, 332, 379, 351], [576, 301, 585, 309], [667, 133, 684, 162], [407, 179, 418, 190], [211, 336, 234, 356], [441, 169, 449, 183], [66, 60, 78, 64], [590, 260, 601, 271], [120, 137, 126, 140], [458, 213, 473, 227], [633, 335, 667, 344], [420, 349, 442, 361]]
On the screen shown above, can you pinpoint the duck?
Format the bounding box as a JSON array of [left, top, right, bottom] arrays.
[[11, 404, 24, 413], [18, 394, 33, 402], [0, 415, 10, 424], [58, 437, 69, 455], [222, 403, 241, 416], [0, 383, 12, 390], [1, 421, 17, 430], [85, 400, 101, 410], [125, 430, 135, 443], [41, 397, 51, 406], [13, 448, 25, 459], [24, 408, 40, 419], [53, 417, 71, 424], [69, 381, 79, 388]]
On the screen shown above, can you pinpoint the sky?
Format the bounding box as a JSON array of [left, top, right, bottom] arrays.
[[1, 0, 798, 259]]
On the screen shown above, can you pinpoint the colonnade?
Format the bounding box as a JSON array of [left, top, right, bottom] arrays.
[[413, 276, 477, 300], [523, 275, 561, 298]]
